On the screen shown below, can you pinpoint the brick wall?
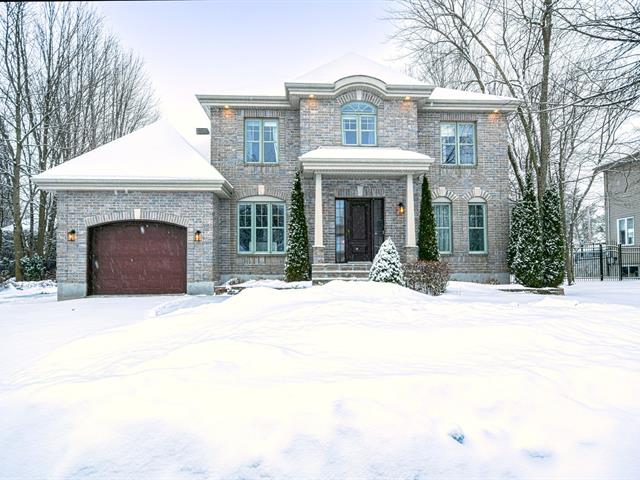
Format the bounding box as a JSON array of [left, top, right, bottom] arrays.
[[208, 93, 511, 282], [56, 191, 217, 298]]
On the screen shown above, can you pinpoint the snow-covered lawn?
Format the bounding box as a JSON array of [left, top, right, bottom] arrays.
[[0, 281, 639, 479]]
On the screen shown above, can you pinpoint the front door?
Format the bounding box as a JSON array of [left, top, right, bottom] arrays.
[[346, 200, 372, 261]]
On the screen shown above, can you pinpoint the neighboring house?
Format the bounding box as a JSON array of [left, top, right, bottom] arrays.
[[34, 53, 520, 300], [596, 153, 639, 277]]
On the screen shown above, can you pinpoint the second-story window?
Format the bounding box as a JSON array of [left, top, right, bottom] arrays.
[[441, 122, 476, 165], [245, 119, 278, 163], [341, 102, 377, 146]]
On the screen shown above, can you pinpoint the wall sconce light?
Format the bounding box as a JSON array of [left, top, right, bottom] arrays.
[[194, 230, 203, 242], [67, 229, 77, 242], [396, 203, 405, 216]]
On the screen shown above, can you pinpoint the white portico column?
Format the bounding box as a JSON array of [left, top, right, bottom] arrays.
[[405, 173, 418, 262], [312, 172, 325, 263]]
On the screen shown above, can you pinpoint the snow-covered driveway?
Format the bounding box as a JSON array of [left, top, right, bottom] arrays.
[[0, 281, 639, 479]]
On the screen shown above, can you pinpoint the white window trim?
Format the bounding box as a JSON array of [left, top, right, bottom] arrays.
[[617, 216, 635, 246], [433, 200, 452, 254], [341, 102, 377, 146], [441, 122, 477, 166], [244, 119, 279, 164], [237, 201, 286, 254], [468, 201, 488, 254]]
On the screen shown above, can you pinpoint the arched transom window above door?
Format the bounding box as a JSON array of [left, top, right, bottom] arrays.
[[341, 102, 377, 146]]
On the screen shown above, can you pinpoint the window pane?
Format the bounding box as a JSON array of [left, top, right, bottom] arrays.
[[459, 145, 475, 165], [239, 204, 252, 227], [344, 130, 357, 145], [441, 124, 456, 144], [264, 142, 277, 163], [469, 229, 485, 252], [341, 102, 376, 114], [458, 123, 474, 144], [263, 121, 277, 141], [438, 228, 451, 253], [255, 228, 269, 252], [239, 228, 252, 252], [361, 131, 375, 145], [272, 228, 285, 252], [255, 204, 269, 227], [246, 142, 260, 162], [360, 116, 375, 130], [442, 144, 456, 164], [271, 204, 285, 228]]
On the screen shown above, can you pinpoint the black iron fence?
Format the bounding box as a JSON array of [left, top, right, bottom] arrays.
[[573, 244, 640, 281]]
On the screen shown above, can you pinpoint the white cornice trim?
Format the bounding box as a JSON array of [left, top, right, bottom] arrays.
[[300, 157, 435, 178], [33, 178, 234, 198]]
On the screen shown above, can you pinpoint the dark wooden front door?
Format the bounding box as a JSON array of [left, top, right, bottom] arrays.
[[89, 221, 187, 295], [346, 200, 372, 261]]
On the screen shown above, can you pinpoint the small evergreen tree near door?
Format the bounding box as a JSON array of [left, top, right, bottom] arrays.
[[369, 238, 405, 285], [541, 184, 565, 287], [417, 176, 439, 261], [284, 171, 311, 281]]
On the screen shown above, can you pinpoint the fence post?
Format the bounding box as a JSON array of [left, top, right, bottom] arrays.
[[619, 243, 623, 281], [599, 243, 604, 281]]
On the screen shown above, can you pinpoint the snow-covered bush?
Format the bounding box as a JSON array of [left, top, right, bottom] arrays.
[[20, 254, 46, 281], [404, 260, 449, 295], [369, 238, 405, 285], [284, 171, 311, 282]]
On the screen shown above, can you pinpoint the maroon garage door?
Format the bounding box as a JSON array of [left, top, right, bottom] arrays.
[[89, 221, 187, 295]]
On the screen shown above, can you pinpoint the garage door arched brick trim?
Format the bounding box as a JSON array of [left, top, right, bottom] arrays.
[[84, 210, 190, 228]]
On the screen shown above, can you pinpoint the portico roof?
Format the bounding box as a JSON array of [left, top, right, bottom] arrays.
[[299, 146, 434, 178], [33, 120, 233, 197]]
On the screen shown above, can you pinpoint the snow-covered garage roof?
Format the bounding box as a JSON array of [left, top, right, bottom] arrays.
[[33, 120, 233, 197]]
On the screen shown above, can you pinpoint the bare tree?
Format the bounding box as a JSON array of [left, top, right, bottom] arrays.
[[0, 2, 158, 280], [389, 0, 640, 283]]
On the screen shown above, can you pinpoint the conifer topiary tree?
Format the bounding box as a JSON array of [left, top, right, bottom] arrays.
[[417, 175, 439, 261], [284, 171, 311, 281], [509, 174, 545, 287], [541, 184, 565, 287], [369, 238, 405, 285]]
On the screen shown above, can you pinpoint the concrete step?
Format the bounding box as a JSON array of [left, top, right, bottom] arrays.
[[312, 262, 372, 285]]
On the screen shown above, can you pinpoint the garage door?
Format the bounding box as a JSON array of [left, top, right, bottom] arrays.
[[89, 221, 187, 295]]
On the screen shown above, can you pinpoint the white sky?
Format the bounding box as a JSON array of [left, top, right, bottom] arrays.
[[91, 0, 404, 156]]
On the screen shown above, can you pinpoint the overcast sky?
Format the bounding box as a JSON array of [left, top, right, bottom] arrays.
[[90, 0, 404, 155]]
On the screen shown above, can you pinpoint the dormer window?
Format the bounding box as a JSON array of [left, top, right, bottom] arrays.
[[341, 102, 377, 146]]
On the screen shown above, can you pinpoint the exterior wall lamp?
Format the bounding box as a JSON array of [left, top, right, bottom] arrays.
[[67, 229, 77, 242], [396, 203, 405, 216], [194, 230, 203, 242]]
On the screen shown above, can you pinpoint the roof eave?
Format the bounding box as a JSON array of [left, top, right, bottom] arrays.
[[33, 177, 235, 198]]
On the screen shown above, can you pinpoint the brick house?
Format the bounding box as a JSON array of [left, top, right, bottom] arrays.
[[35, 54, 520, 300]]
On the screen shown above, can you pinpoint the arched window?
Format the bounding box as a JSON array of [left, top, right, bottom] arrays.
[[341, 102, 377, 146]]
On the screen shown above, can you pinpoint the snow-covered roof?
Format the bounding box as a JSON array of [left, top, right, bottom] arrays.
[[33, 120, 232, 196], [291, 53, 428, 87], [299, 146, 434, 178], [427, 87, 521, 111], [197, 54, 521, 113]]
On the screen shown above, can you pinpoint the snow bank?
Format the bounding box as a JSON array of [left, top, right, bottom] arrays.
[[0, 279, 57, 299], [0, 281, 639, 479]]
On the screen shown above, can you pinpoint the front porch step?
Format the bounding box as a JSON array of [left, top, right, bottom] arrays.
[[312, 262, 372, 285]]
